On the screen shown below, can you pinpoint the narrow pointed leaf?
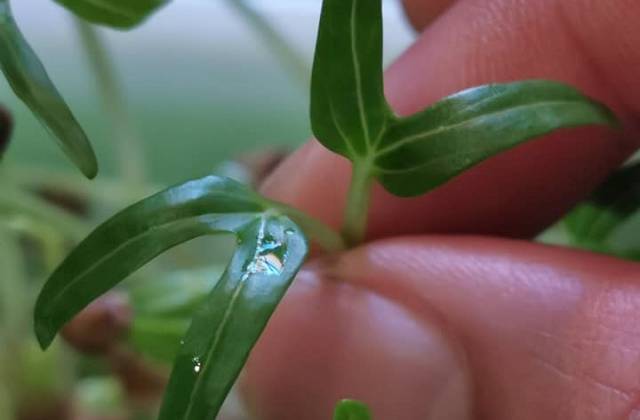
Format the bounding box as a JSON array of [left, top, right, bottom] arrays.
[[334, 400, 372, 420], [0, 1, 98, 178], [53, 0, 170, 29], [565, 162, 640, 258], [375, 81, 619, 196], [33, 175, 306, 349], [158, 216, 307, 419], [311, 0, 391, 159], [34, 175, 309, 420], [310, 0, 619, 198]]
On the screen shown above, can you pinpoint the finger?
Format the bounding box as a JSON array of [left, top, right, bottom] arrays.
[[400, 0, 457, 30], [243, 238, 640, 419], [263, 0, 640, 240]]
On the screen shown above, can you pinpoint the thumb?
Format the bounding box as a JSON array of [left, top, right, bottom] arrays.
[[242, 237, 640, 419]]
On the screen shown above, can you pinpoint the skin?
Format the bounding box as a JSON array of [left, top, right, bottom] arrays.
[[241, 0, 640, 419]]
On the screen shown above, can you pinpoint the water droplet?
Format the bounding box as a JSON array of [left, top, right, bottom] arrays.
[[257, 253, 284, 275], [192, 356, 202, 374], [259, 238, 281, 252], [285, 228, 295, 235]]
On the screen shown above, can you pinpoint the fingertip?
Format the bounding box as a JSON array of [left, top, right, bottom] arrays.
[[401, 0, 457, 31], [242, 269, 473, 420]]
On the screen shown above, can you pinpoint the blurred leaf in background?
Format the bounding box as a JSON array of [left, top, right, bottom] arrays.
[[565, 161, 640, 260], [54, 0, 170, 29], [0, 0, 98, 178]]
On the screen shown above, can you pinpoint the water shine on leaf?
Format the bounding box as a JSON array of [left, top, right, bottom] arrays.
[[34, 175, 308, 419]]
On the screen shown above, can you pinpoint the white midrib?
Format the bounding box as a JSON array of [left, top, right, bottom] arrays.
[[375, 100, 583, 157], [350, 0, 372, 152], [182, 216, 268, 419]]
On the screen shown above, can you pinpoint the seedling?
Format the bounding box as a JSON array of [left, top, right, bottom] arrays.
[[0, 0, 620, 418]]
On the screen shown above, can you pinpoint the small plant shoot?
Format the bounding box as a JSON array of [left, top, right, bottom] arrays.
[[311, 0, 618, 244], [28, 0, 622, 419]]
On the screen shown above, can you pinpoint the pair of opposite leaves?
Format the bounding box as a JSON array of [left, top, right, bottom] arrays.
[[33, 0, 619, 419]]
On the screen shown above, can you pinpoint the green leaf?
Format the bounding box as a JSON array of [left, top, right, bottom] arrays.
[[34, 175, 309, 419], [334, 400, 372, 420], [375, 81, 618, 196], [565, 162, 640, 258], [310, 0, 618, 198], [158, 216, 306, 419], [34, 175, 306, 345], [311, 0, 389, 159], [53, 0, 170, 29], [0, 1, 98, 178]]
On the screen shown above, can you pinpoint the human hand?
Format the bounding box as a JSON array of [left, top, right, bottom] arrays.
[[241, 0, 640, 419]]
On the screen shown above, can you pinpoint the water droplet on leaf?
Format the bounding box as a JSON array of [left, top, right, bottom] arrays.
[[192, 356, 202, 373]]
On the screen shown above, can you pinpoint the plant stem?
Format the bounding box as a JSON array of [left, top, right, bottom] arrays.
[[74, 19, 146, 185], [225, 0, 309, 91], [342, 162, 373, 246]]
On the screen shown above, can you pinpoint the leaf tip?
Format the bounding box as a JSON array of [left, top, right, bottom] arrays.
[[33, 318, 55, 350], [78, 151, 99, 179]]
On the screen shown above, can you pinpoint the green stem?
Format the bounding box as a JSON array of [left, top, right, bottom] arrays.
[[342, 162, 373, 246], [225, 0, 309, 91], [74, 19, 146, 185]]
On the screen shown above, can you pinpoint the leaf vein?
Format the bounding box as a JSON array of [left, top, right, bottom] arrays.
[[376, 99, 591, 157]]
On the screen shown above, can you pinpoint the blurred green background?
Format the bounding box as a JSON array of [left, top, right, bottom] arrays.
[[2, 0, 414, 184]]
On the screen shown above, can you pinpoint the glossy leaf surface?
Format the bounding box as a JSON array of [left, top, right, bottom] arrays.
[[565, 162, 640, 259], [375, 81, 618, 196], [34, 175, 308, 419], [0, 0, 98, 178], [53, 0, 169, 29], [311, 0, 389, 158], [158, 216, 307, 419], [334, 400, 372, 420], [311, 0, 618, 197]]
